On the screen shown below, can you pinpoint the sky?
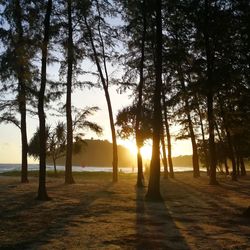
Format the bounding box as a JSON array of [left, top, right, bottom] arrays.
[[0, 77, 193, 164], [0, 44, 193, 165], [0, 2, 193, 165]]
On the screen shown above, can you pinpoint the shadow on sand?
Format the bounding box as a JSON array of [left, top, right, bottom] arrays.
[[135, 187, 190, 250]]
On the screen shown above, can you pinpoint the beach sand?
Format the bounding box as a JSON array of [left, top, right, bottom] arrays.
[[0, 172, 249, 249]]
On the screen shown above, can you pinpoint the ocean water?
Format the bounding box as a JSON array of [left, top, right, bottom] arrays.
[[0, 163, 195, 174]]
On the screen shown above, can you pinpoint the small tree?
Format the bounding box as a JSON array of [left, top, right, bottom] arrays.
[[29, 122, 66, 174], [116, 105, 152, 186], [47, 122, 66, 173], [29, 106, 102, 174]]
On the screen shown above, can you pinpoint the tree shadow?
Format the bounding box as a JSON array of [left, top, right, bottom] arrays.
[[0, 179, 114, 249], [160, 176, 250, 249], [135, 187, 190, 250], [171, 177, 250, 217]]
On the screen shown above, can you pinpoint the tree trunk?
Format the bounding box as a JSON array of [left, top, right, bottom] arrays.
[[37, 0, 52, 201], [196, 96, 210, 175], [240, 157, 246, 176], [205, 110, 217, 181], [84, 14, 118, 182], [218, 98, 237, 181], [236, 156, 240, 176], [188, 113, 200, 178], [14, 0, 28, 183], [227, 130, 237, 180], [135, 0, 146, 188], [224, 159, 229, 175], [53, 157, 57, 174], [178, 66, 200, 178], [185, 105, 200, 178], [162, 88, 174, 178], [65, 0, 75, 184], [160, 131, 168, 179], [204, 0, 218, 185], [145, 0, 163, 201], [104, 88, 118, 183], [207, 91, 218, 185], [19, 83, 28, 183], [136, 147, 144, 187]]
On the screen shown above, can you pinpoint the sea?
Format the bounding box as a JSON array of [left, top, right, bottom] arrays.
[[0, 163, 196, 174]]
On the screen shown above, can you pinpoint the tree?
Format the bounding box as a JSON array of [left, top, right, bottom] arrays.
[[37, 0, 53, 200], [64, 0, 75, 184], [162, 84, 174, 178], [161, 0, 201, 178], [116, 105, 152, 185], [134, 0, 147, 187], [28, 123, 65, 174], [0, 0, 39, 183], [80, 0, 119, 182], [29, 106, 102, 173], [145, 0, 163, 201]]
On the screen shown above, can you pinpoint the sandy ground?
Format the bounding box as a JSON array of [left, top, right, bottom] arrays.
[[0, 172, 249, 250]]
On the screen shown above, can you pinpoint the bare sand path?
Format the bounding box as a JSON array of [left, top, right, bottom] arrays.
[[0, 172, 249, 249]]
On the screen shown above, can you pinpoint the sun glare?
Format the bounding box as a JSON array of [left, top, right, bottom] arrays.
[[119, 140, 137, 156], [119, 139, 152, 160], [140, 145, 152, 160]]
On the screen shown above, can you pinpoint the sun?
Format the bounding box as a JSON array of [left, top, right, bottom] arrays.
[[119, 139, 152, 160], [140, 145, 152, 160], [119, 139, 137, 156]]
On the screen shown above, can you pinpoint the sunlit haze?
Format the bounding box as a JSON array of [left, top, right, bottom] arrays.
[[0, 62, 192, 164], [119, 138, 192, 161]]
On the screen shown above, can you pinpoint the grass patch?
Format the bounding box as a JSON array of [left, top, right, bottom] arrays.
[[0, 170, 124, 180]]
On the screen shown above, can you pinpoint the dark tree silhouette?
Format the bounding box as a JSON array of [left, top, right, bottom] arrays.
[[162, 86, 174, 178], [28, 124, 65, 174], [65, 0, 75, 184], [37, 0, 53, 200], [82, 1, 119, 182], [146, 0, 163, 201], [134, 0, 147, 188], [116, 105, 152, 185], [14, 0, 29, 183], [0, 0, 37, 183]]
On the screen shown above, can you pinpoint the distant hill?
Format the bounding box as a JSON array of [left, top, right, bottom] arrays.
[[172, 155, 193, 166], [49, 139, 193, 167], [49, 139, 136, 167]]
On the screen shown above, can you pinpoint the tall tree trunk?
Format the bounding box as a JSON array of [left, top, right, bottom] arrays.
[[84, 14, 118, 182], [160, 128, 168, 179], [240, 157, 246, 176], [162, 88, 174, 178], [218, 98, 237, 181], [14, 0, 28, 183], [135, 0, 146, 187], [65, 0, 75, 184], [225, 125, 237, 180], [136, 147, 144, 186], [224, 159, 229, 175], [104, 88, 118, 182], [207, 91, 217, 184], [204, 0, 218, 185], [236, 156, 240, 176], [53, 157, 57, 174], [146, 0, 163, 201], [37, 0, 52, 200], [196, 95, 210, 175], [19, 83, 28, 183], [187, 111, 200, 178], [214, 121, 230, 175], [178, 67, 200, 177]]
